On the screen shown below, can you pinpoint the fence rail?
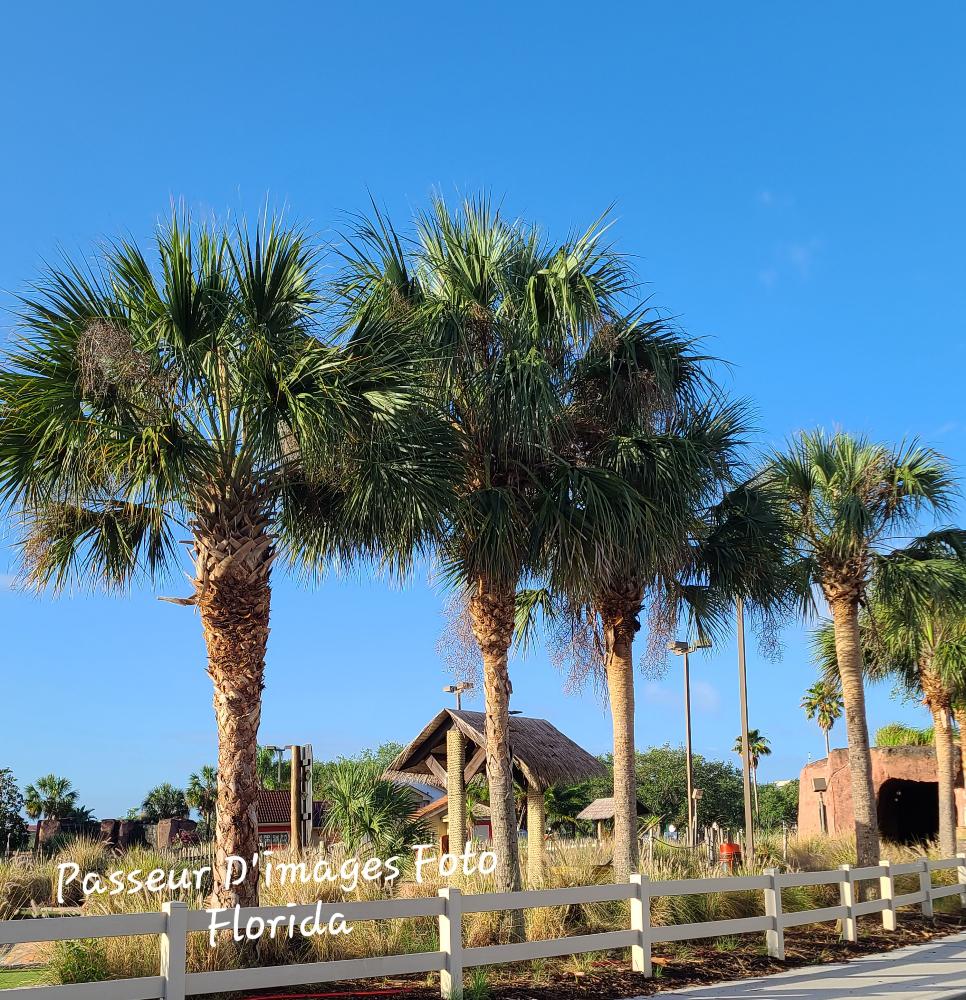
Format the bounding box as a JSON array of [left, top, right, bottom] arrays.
[[1, 853, 964, 1000]]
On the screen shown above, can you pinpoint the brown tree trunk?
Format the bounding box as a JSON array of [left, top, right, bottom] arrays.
[[194, 498, 273, 909], [955, 706, 966, 795], [924, 666, 957, 858], [827, 597, 880, 870], [600, 595, 641, 883], [468, 580, 522, 914]]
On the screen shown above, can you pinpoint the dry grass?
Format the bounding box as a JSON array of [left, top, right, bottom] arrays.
[[20, 832, 959, 986]]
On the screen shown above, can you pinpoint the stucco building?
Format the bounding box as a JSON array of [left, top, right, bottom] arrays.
[[798, 746, 965, 843]]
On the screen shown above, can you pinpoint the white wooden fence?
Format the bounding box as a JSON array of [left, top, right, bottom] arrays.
[[2, 855, 963, 1000]]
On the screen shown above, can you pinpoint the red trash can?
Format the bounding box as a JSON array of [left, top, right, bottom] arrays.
[[719, 842, 742, 872]]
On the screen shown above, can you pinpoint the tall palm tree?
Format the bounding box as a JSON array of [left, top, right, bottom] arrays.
[[731, 728, 771, 814], [23, 775, 78, 820], [801, 680, 844, 758], [335, 197, 637, 900], [765, 430, 960, 867], [0, 215, 449, 905], [813, 535, 966, 856], [186, 766, 218, 836]]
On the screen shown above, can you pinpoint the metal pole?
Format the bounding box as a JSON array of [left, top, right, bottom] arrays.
[[736, 597, 755, 864], [683, 649, 695, 848]]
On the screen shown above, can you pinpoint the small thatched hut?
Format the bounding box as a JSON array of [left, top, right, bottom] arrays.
[[577, 797, 615, 841], [386, 709, 605, 883]]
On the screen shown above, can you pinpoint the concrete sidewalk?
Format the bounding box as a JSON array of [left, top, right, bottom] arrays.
[[651, 931, 966, 998]]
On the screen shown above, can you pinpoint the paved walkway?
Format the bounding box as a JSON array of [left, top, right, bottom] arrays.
[[654, 931, 966, 998]]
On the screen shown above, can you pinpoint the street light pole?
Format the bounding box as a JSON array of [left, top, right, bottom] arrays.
[[668, 637, 710, 849], [682, 647, 694, 846], [736, 597, 755, 864]]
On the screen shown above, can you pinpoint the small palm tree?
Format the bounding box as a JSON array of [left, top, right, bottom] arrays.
[[763, 430, 959, 869], [801, 680, 844, 758], [185, 767, 218, 835], [0, 215, 448, 905], [320, 760, 429, 858], [732, 729, 771, 814], [140, 783, 189, 821], [23, 775, 78, 820]]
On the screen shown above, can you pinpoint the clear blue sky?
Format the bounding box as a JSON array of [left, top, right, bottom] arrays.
[[2, 3, 965, 817]]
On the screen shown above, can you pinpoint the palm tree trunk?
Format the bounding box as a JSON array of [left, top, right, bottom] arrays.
[[600, 596, 641, 883], [526, 785, 546, 887], [923, 667, 957, 857], [752, 766, 759, 816], [954, 706, 966, 794], [468, 581, 522, 907], [827, 596, 880, 870], [194, 500, 273, 909], [824, 728, 831, 759]]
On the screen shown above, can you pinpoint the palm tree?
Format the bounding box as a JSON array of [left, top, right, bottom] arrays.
[[763, 430, 953, 867], [801, 680, 844, 758], [813, 535, 966, 856], [320, 759, 429, 858], [0, 215, 449, 905], [765, 429, 960, 868], [335, 197, 635, 900], [23, 775, 79, 820], [141, 783, 189, 821], [186, 767, 218, 836], [731, 728, 771, 814]]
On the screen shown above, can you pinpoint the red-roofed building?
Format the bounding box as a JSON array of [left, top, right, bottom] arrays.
[[257, 789, 327, 848]]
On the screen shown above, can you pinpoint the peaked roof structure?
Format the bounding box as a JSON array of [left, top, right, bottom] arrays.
[[385, 708, 606, 791]]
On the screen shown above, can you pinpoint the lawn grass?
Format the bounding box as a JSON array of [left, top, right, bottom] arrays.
[[0, 968, 46, 990]]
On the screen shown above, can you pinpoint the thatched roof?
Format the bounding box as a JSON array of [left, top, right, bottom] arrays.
[[386, 709, 606, 791], [577, 797, 615, 821]]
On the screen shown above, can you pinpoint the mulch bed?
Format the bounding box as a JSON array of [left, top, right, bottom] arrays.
[[224, 913, 966, 1000]]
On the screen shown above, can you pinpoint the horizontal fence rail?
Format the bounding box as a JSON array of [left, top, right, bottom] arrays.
[[1, 853, 963, 999]]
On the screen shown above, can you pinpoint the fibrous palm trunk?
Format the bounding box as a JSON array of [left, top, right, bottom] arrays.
[[468, 580, 523, 936], [827, 594, 880, 870], [923, 665, 958, 858], [955, 706, 966, 796], [600, 592, 641, 882], [194, 496, 273, 909], [526, 785, 546, 887], [446, 727, 467, 854]]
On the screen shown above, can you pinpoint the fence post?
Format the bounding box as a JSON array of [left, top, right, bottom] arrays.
[[629, 874, 652, 977], [161, 900, 187, 1000], [879, 859, 896, 931], [439, 887, 463, 1000], [919, 859, 934, 919], [957, 853, 966, 909], [839, 865, 857, 943], [763, 867, 785, 960]]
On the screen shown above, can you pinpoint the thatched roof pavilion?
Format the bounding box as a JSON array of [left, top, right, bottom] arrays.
[[576, 797, 615, 822], [385, 708, 606, 791]]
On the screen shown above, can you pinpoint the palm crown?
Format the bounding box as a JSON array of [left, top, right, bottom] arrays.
[[0, 214, 451, 905]]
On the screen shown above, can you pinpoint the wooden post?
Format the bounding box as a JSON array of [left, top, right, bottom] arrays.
[[879, 859, 896, 931], [161, 900, 187, 1000], [290, 744, 302, 852], [919, 859, 934, 919], [439, 887, 463, 1000], [763, 867, 785, 960], [446, 728, 467, 854], [957, 853, 966, 909], [526, 785, 546, 887], [839, 865, 857, 942], [629, 874, 652, 976]]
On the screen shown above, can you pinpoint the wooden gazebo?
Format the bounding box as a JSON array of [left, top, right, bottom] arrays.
[[386, 709, 605, 884]]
